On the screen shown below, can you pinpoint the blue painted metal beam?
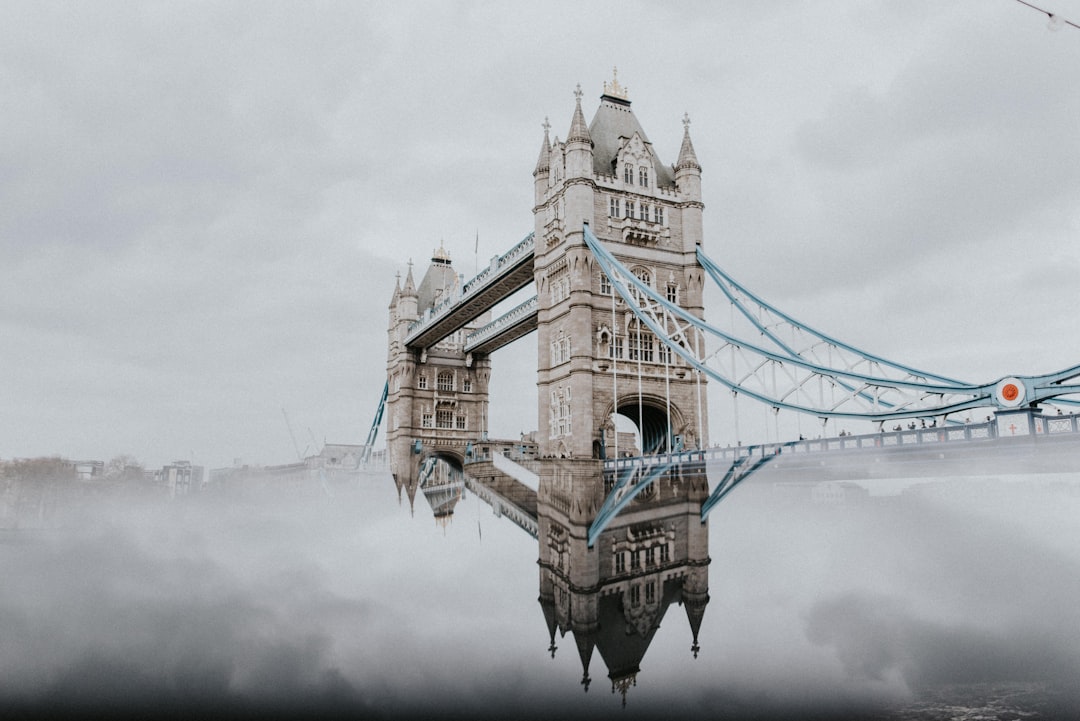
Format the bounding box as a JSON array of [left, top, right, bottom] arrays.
[[587, 459, 675, 547]]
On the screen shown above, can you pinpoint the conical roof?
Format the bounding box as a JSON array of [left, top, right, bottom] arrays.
[[534, 117, 551, 176], [587, 92, 674, 187], [566, 85, 592, 146], [675, 112, 702, 173]]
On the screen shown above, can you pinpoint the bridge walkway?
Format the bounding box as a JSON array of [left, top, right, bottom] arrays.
[[405, 233, 535, 350]]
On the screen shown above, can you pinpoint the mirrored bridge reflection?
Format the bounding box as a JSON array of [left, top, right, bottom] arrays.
[[398, 455, 711, 704]]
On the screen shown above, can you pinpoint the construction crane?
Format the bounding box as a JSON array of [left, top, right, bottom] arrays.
[[281, 407, 308, 461]]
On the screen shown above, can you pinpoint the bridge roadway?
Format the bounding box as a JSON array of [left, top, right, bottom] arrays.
[[405, 232, 536, 350], [606, 411, 1080, 482]]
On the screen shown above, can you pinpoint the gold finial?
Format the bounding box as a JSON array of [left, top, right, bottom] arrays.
[[603, 66, 629, 100], [433, 240, 451, 262]]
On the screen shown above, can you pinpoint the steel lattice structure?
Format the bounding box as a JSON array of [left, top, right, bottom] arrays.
[[583, 224, 1080, 424]]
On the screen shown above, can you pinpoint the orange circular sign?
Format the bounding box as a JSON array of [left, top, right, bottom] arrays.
[[1001, 383, 1019, 402]]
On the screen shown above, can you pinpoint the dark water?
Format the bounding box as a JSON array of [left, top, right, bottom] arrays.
[[2, 465, 1079, 720]]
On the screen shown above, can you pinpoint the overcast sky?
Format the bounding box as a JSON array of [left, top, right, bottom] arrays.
[[2, 1, 1079, 470]]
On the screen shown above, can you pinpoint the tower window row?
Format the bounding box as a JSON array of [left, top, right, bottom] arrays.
[[623, 164, 649, 188], [614, 544, 671, 574], [416, 372, 473, 393], [549, 385, 572, 439], [607, 197, 665, 225], [421, 409, 469, 430]]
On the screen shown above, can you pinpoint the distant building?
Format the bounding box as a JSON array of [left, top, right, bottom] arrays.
[[154, 461, 204, 497], [70, 460, 104, 480]]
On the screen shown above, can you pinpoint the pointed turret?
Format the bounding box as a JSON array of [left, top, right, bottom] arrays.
[[402, 262, 417, 296], [675, 112, 702, 173], [674, 112, 704, 248], [388, 272, 402, 311], [575, 632, 595, 693], [534, 118, 552, 207], [566, 85, 592, 146], [534, 117, 552, 177], [398, 261, 418, 322]]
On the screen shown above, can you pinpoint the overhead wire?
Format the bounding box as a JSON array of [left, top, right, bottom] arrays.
[[1013, 0, 1080, 31]]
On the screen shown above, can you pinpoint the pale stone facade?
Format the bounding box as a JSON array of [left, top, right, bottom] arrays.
[[533, 76, 709, 458], [385, 247, 492, 481]]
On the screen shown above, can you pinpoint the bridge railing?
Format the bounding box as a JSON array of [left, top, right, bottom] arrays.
[[602, 411, 1080, 471], [406, 232, 535, 339], [464, 295, 538, 349]]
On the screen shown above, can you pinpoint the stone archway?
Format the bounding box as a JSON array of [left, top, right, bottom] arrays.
[[613, 395, 688, 456]]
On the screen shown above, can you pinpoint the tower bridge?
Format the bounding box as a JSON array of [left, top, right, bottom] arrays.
[[380, 73, 1080, 531]]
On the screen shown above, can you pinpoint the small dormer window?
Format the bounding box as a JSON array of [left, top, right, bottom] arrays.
[[639, 167, 649, 187], [624, 164, 633, 184]]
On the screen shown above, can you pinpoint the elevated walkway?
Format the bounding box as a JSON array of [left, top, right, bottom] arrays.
[[463, 296, 538, 355], [463, 460, 539, 538], [405, 233, 535, 349]]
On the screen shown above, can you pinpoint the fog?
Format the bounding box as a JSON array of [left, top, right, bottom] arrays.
[[3, 468, 1079, 720]]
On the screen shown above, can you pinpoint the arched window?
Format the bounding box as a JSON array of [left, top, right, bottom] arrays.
[[437, 371, 454, 392], [639, 166, 649, 187], [632, 267, 652, 287], [624, 164, 633, 184]]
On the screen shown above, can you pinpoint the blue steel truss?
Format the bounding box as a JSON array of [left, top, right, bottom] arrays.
[[582, 224, 1080, 424], [362, 381, 388, 465], [699, 442, 796, 521], [588, 459, 676, 547]]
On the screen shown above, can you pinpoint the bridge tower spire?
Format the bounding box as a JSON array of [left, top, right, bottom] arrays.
[[533, 74, 709, 459]]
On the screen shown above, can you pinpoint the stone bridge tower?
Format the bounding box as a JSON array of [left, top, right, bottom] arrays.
[[385, 246, 492, 488], [533, 73, 709, 459]]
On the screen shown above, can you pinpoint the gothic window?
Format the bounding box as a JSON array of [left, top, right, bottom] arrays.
[[462, 378, 472, 393], [658, 343, 672, 365], [421, 413, 433, 428], [609, 335, 624, 360], [455, 414, 467, 430], [417, 374, 428, 390], [548, 265, 570, 304], [624, 163, 633, 184], [645, 581, 656, 603], [548, 385, 573, 439], [436, 409, 454, 429], [633, 268, 652, 287], [615, 552, 626, 574], [666, 283, 679, 304], [630, 585, 641, 605], [628, 325, 654, 363], [609, 196, 620, 218], [639, 166, 649, 187], [660, 544, 670, 563], [549, 333, 570, 366], [654, 205, 664, 225], [630, 552, 640, 570], [599, 273, 612, 295], [437, 371, 454, 391], [624, 200, 632, 219]]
